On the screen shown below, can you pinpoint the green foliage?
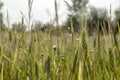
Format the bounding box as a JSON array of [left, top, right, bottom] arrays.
[[0, 0, 3, 10], [0, 0, 4, 31], [65, 0, 88, 14], [64, 0, 89, 32], [87, 7, 109, 35], [1, 20, 120, 79], [113, 7, 120, 34], [12, 23, 26, 32], [64, 15, 80, 32], [115, 7, 120, 23]]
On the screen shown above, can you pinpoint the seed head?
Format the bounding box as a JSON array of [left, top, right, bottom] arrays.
[[68, 27, 70, 30], [90, 50, 93, 53], [76, 38, 80, 41], [41, 53, 44, 57], [61, 55, 65, 60], [52, 45, 57, 50]]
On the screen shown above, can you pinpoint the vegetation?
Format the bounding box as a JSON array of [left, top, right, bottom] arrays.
[[0, 0, 120, 80], [64, 0, 89, 32], [0, 0, 5, 31]]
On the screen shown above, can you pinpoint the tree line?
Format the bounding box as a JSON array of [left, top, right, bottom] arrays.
[[0, 0, 120, 35]]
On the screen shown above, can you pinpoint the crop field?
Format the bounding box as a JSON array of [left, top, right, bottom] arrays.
[[0, 26, 120, 80], [0, 0, 120, 80]]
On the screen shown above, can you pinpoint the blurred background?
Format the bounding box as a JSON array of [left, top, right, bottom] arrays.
[[2, 0, 119, 24], [0, 0, 120, 34]]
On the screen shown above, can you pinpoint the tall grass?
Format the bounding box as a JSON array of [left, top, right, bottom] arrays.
[[0, 0, 120, 80]]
